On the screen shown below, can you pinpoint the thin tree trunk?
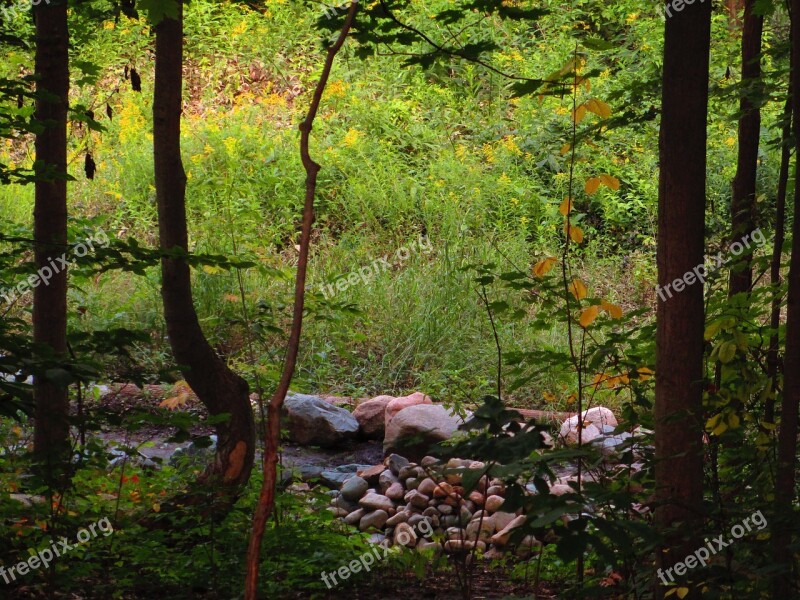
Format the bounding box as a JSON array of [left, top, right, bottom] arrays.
[[153, 1, 255, 506], [32, 0, 70, 476], [766, 89, 792, 425], [726, 0, 743, 28], [654, 0, 712, 597], [772, 0, 800, 589], [243, 4, 358, 598], [729, 0, 763, 296]]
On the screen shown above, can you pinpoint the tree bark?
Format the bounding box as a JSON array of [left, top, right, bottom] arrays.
[[153, 1, 255, 504], [729, 0, 763, 297], [654, 0, 712, 597], [726, 0, 743, 28], [772, 0, 800, 589], [765, 89, 791, 425], [32, 0, 70, 474], [243, 4, 359, 597]]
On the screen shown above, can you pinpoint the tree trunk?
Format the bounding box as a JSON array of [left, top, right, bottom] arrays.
[[153, 1, 255, 504], [726, 0, 743, 28], [765, 89, 791, 425], [729, 0, 763, 297], [772, 0, 800, 590], [32, 0, 70, 475], [654, 0, 712, 597], [244, 4, 359, 597]]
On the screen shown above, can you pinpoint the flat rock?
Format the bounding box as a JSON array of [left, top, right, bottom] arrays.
[[283, 392, 360, 447], [359, 493, 394, 512]]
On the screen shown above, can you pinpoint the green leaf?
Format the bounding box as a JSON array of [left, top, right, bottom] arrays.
[[582, 37, 617, 51], [718, 340, 737, 364], [138, 0, 180, 24]]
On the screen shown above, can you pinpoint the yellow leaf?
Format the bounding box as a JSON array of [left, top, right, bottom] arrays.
[[160, 381, 193, 410], [543, 391, 557, 403], [712, 421, 728, 436], [718, 340, 737, 363], [152, 503, 161, 513], [202, 265, 224, 275], [586, 98, 612, 119], [637, 366, 654, 381], [572, 104, 587, 124], [676, 588, 690, 600], [601, 300, 623, 319], [564, 222, 584, 243], [591, 373, 609, 388], [566, 392, 577, 405], [224, 293, 240, 302], [559, 197, 573, 216], [159, 396, 187, 410], [727, 412, 741, 429], [598, 174, 621, 190], [579, 305, 600, 328], [706, 413, 722, 431], [533, 257, 558, 277], [560, 142, 572, 155], [569, 278, 588, 300], [585, 177, 601, 195]]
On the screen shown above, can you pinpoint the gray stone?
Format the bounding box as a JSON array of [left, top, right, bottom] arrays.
[[417, 478, 437, 496], [320, 464, 374, 488], [167, 435, 217, 469], [359, 509, 389, 531], [393, 522, 418, 547], [341, 476, 369, 501], [387, 453, 410, 475], [379, 469, 399, 493], [485, 495, 504, 513], [332, 494, 360, 512], [404, 490, 430, 509], [385, 481, 405, 500], [359, 493, 394, 512], [283, 392, 359, 447], [386, 511, 410, 526], [344, 508, 366, 525], [493, 511, 517, 532], [421, 456, 439, 467], [384, 404, 467, 460]]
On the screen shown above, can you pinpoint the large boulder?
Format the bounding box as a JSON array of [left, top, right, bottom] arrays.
[[384, 404, 464, 460], [385, 392, 432, 427], [283, 393, 360, 447], [559, 407, 617, 445], [353, 395, 393, 439]]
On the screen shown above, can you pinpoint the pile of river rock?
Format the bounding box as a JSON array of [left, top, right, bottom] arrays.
[[328, 453, 560, 558], [322, 402, 650, 557]]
